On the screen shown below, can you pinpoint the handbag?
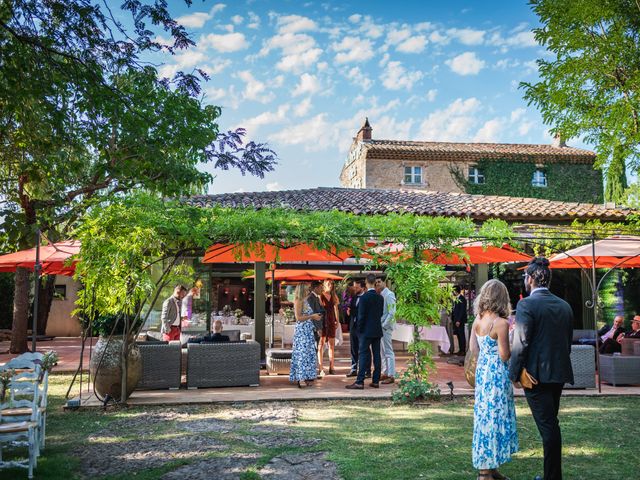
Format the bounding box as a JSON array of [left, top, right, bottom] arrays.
[[335, 323, 344, 347], [463, 348, 478, 388], [519, 368, 538, 390]]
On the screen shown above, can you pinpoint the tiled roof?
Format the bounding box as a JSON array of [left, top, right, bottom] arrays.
[[187, 187, 631, 222], [362, 139, 596, 164]]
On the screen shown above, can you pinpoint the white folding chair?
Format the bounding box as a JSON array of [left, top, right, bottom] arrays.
[[2, 354, 49, 450], [0, 365, 40, 479]]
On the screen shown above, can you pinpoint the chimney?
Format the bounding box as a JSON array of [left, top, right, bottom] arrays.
[[356, 117, 372, 142], [552, 132, 566, 148]]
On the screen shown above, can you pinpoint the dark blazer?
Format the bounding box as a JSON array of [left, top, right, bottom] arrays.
[[452, 294, 468, 325], [206, 333, 230, 343], [509, 289, 574, 384], [602, 326, 626, 342], [306, 293, 325, 331], [357, 289, 384, 338], [349, 294, 360, 329]]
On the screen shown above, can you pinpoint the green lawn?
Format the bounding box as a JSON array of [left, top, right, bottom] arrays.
[[2, 374, 636, 479]]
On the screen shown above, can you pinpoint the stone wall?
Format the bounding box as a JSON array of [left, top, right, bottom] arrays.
[[365, 158, 467, 192]]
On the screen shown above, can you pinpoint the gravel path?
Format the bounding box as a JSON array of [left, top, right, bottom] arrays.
[[74, 402, 338, 479]]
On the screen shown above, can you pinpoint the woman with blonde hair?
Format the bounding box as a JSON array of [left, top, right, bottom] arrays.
[[319, 279, 340, 375], [471, 279, 519, 480], [289, 283, 322, 388]]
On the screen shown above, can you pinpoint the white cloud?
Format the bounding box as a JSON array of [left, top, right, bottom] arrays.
[[349, 14, 362, 23], [247, 12, 261, 29], [266, 182, 282, 191], [270, 113, 331, 151], [510, 108, 526, 122], [317, 61, 329, 71], [240, 104, 290, 135], [375, 116, 414, 140], [205, 85, 240, 109], [261, 32, 323, 72], [380, 61, 423, 90], [386, 28, 412, 46], [294, 97, 313, 117], [447, 28, 486, 45], [429, 31, 448, 44], [446, 51, 485, 75], [176, 4, 225, 28], [200, 32, 249, 52], [523, 59, 539, 74], [360, 16, 384, 39], [277, 14, 318, 34], [205, 58, 232, 76], [237, 70, 274, 103], [231, 15, 243, 25], [488, 30, 537, 48], [332, 36, 375, 64], [415, 22, 434, 32], [426, 89, 438, 102], [396, 35, 428, 53], [417, 97, 482, 141], [474, 118, 503, 142], [293, 73, 321, 96], [345, 66, 373, 91], [158, 50, 207, 78]]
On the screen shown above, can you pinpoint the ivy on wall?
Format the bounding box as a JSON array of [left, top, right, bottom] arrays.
[[451, 159, 604, 203]]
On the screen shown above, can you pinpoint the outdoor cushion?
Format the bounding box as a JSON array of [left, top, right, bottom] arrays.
[[266, 348, 293, 359]]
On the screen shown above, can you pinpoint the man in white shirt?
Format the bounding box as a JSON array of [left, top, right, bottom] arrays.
[[375, 278, 396, 384]]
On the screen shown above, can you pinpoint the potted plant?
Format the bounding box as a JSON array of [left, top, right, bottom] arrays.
[[233, 308, 244, 325]]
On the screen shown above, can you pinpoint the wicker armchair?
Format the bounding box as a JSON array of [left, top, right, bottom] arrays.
[[565, 345, 595, 389], [621, 338, 640, 356], [137, 341, 182, 390], [600, 354, 640, 386], [186, 341, 260, 388]]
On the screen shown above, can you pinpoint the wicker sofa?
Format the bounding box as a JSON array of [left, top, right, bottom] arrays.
[[565, 345, 595, 389], [137, 341, 182, 390], [600, 354, 640, 386], [186, 341, 260, 388]]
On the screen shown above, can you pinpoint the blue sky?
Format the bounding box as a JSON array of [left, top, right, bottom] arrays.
[[153, 1, 563, 194]]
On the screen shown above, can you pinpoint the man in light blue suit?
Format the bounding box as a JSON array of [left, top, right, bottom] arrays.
[[376, 278, 396, 384]]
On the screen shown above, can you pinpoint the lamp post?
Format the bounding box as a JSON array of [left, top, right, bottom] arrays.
[[31, 229, 41, 352]]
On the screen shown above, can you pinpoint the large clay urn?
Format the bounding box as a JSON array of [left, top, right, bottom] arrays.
[[90, 336, 142, 401]]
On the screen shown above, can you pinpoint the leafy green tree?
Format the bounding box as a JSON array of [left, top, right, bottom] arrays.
[[522, 0, 640, 203], [0, 1, 277, 352]]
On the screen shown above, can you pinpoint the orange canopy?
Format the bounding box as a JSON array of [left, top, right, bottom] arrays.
[[370, 242, 531, 265], [248, 269, 343, 281], [0, 240, 80, 276], [203, 243, 350, 264], [548, 235, 640, 269]]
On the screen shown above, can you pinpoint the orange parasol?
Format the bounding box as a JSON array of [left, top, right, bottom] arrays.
[[0, 240, 80, 276], [548, 235, 640, 269], [369, 242, 531, 265], [247, 269, 343, 281], [203, 242, 350, 263]]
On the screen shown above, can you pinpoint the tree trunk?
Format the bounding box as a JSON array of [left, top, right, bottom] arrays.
[[10, 267, 30, 354], [36, 275, 56, 335]]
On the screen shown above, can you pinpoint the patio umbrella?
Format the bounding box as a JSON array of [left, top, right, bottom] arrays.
[[203, 242, 350, 264], [369, 242, 531, 265], [204, 242, 350, 348], [0, 240, 80, 275], [247, 269, 343, 281], [548, 235, 640, 269]]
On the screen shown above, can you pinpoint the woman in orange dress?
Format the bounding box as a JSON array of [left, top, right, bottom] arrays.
[[319, 279, 339, 375]]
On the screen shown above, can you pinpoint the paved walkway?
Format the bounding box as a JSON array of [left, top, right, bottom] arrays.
[[3, 336, 639, 407]]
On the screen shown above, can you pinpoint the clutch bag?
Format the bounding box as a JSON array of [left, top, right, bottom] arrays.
[[463, 349, 478, 388], [519, 367, 538, 390]]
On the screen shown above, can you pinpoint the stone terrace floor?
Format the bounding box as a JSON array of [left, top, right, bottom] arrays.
[[2, 336, 639, 407]]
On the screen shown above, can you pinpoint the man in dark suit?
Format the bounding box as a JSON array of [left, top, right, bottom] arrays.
[[306, 280, 326, 341], [597, 315, 626, 353], [346, 280, 369, 378], [346, 274, 383, 389], [509, 257, 573, 480], [451, 285, 468, 355]]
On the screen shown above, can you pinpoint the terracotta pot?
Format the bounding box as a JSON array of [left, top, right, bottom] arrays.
[[90, 336, 141, 401]]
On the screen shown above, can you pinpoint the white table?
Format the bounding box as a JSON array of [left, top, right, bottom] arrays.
[[392, 323, 451, 353]]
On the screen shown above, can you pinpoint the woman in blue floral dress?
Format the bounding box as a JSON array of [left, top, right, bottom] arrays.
[[471, 279, 519, 480], [290, 283, 322, 387]]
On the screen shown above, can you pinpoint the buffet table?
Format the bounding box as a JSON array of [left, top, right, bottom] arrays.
[[392, 323, 451, 353]]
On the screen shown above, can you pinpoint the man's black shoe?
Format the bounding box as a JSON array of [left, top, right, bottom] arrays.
[[364, 372, 372, 378], [345, 382, 364, 390], [345, 371, 357, 377]]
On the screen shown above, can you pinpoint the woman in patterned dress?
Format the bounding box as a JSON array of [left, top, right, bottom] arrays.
[[318, 279, 340, 375], [471, 279, 519, 480], [290, 283, 322, 388]]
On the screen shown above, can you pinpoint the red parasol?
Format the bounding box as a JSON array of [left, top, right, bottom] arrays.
[[0, 240, 80, 276]]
